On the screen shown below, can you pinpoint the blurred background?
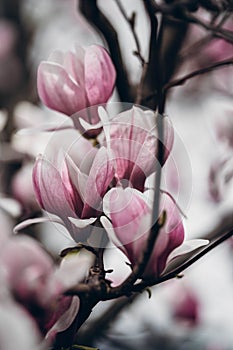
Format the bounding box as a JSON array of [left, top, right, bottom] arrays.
[[0, 0, 233, 349]]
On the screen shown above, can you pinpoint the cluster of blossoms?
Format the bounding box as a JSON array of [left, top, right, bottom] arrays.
[[12, 44, 207, 347], [34, 44, 190, 274]]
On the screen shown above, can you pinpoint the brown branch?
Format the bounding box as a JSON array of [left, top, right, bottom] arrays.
[[179, 11, 231, 61], [77, 295, 138, 345], [139, 0, 158, 108], [147, 1, 233, 44], [79, 0, 133, 102], [182, 12, 233, 44], [132, 212, 233, 292], [164, 57, 233, 90]]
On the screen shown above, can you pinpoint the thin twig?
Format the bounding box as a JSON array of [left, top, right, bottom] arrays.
[[164, 57, 233, 90], [147, 1, 233, 44], [181, 11, 233, 44], [179, 11, 231, 61], [115, 0, 145, 66]]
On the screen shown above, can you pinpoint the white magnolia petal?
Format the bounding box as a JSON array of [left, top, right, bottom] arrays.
[[65, 154, 88, 201], [54, 253, 94, 290], [167, 239, 209, 263], [98, 107, 111, 148], [13, 216, 63, 234], [161, 239, 209, 275], [100, 216, 123, 249], [68, 216, 97, 228]]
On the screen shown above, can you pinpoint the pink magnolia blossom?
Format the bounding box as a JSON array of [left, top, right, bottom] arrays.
[[16, 106, 174, 244], [31, 145, 115, 243], [98, 106, 174, 192], [172, 287, 200, 326], [0, 234, 91, 341], [37, 45, 116, 136], [101, 188, 207, 279]]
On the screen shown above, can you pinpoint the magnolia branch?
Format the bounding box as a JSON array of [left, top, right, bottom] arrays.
[[179, 11, 231, 61], [165, 57, 233, 90], [147, 1, 233, 44]]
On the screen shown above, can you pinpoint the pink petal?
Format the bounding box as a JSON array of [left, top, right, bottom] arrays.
[[64, 48, 85, 86], [84, 45, 116, 105], [0, 236, 53, 298], [33, 156, 76, 219], [108, 107, 158, 191], [37, 62, 86, 115], [81, 147, 115, 218], [46, 296, 80, 342], [103, 187, 151, 262], [106, 107, 174, 191]]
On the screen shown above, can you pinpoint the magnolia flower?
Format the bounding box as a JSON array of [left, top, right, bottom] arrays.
[[96, 106, 174, 192], [16, 106, 174, 244], [172, 286, 200, 326], [0, 234, 92, 341], [31, 145, 115, 243], [37, 45, 116, 136], [101, 188, 208, 279]]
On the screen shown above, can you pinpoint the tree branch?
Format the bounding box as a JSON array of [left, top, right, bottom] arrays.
[[164, 57, 233, 90], [139, 0, 158, 108], [146, 1, 233, 44]]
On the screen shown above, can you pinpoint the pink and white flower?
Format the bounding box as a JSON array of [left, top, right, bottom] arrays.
[[0, 233, 92, 342], [37, 45, 116, 137], [101, 188, 207, 279], [31, 145, 115, 243], [98, 106, 174, 192]]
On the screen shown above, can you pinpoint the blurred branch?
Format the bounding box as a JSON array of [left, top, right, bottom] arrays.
[[79, 0, 133, 102], [181, 11, 233, 44], [179, 10, 231, 61], [78, 295, 138, 346], [165, 57, 233, 90]]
